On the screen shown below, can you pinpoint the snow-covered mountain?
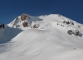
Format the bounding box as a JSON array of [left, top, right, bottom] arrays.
[[0, 14, 83, 60]]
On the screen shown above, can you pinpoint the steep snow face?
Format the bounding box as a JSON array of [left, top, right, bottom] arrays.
[[0, 14, 83, 60]]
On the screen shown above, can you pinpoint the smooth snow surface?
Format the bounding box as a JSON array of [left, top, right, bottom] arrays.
[[0, 14, 83, 60]]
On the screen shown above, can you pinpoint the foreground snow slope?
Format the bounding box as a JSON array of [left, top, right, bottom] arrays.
[[0, 14, 83, 60]]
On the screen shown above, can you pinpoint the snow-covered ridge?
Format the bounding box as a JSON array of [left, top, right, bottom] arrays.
[[8, 14, 83, 30], [0, 14, 83, 60]]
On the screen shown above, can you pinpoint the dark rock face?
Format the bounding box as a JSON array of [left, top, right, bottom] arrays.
[[67, 30, 82, 37], [21, 14, 28, 21], [0, 24, 5, 29], [23, 22, 28, 27]]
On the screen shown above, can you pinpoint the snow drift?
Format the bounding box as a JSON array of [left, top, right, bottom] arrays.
[[0, 14, 83, 60]]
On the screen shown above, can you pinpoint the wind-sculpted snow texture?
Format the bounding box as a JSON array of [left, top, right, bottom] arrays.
[[0, 14, 83, 60]]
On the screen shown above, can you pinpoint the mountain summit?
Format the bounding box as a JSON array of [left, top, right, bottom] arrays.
[[8, 14, 83, 30], [0, 14, 83, 60]]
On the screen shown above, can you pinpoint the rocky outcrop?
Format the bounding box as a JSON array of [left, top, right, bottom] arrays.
[[21, 14, 28, 21], [0, 24, 5, 29], [31, 24, 39, 29], [23, 22, 28, 27], [62, 21, 74, 25]]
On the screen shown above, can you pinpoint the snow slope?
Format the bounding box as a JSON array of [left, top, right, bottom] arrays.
[[0, 26, 22, 44], [0, 14, 83, 60]]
